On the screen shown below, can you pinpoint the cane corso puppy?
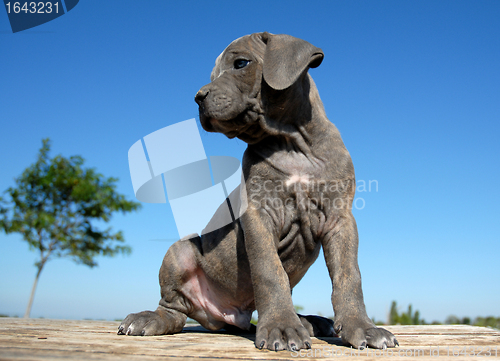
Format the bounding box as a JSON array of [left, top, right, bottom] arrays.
[[118, 32, 398, 351]]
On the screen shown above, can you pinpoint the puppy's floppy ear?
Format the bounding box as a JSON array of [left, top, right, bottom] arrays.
[[260, 32, 324, 90]]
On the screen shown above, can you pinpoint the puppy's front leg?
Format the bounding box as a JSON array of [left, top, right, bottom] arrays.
[[322, 211, 398, 349], [241, 207, 311, 352]]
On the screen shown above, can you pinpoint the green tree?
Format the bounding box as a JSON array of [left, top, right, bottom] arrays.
[[0, 139, 141, 318], [389, 301, 399, 325], [388, 301, 423, 325], [445, 315, 499, 329], [473, 316, 500, 329], [445, 315, 461, 324]]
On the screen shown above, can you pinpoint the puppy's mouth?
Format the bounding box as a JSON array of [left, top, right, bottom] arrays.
[[199, 112, 244, 139], [210, 119, 240, 139], [198, 106, 267, 144]]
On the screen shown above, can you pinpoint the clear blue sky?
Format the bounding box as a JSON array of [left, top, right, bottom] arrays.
[[1, 1, 499, 323]]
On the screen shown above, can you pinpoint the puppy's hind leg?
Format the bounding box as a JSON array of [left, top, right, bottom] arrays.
[[298, 314, 336, 337], [118, 235, 220, 336]]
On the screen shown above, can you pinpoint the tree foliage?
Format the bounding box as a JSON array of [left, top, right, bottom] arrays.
[[388, 301, 423, 325], [385, 301, 499, 329], [0, 139, 141, 317], [446, 315, 500, 329], [0, 138, 141, 267]]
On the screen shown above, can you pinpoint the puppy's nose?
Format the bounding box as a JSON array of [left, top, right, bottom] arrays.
[[195, 88, 209, 105]]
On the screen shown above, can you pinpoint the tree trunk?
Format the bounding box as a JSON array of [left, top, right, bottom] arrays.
[[24, 263, 45, 318]]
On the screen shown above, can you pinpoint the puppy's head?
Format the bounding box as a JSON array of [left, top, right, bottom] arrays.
[[195, 32, 324, 144]]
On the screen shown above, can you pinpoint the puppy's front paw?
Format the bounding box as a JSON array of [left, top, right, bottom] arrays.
[[334, 316, 398, 349], [118, 311, 169, 336], [256, 316, 312, 352]]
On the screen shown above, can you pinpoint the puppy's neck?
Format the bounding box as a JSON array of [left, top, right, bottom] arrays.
[[244, 74, 341, 174], [250, 74, 331, 166], [261, 74, 313, 127]]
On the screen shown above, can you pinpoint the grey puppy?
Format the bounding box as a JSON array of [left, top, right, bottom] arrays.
[[118, 32, 398, 352]]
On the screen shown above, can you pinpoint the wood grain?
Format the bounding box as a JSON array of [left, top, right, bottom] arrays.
[[0, 318, 499, 360]]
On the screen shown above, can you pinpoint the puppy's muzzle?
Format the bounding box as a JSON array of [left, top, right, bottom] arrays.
[[195, 87, 216, 132]]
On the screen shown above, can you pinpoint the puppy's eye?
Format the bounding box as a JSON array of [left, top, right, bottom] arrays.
[[234, 59, 250, 69]]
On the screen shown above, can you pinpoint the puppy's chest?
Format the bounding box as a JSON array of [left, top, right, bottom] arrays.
[[246, 145, 346, 231], [275, 172, 334, 217], [249, 150, 340, 206], [264, 163, 334, 201], [247, 166, 341, 259]]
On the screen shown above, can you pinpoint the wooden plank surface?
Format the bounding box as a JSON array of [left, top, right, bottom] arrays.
[[0, 318, 499, 360]]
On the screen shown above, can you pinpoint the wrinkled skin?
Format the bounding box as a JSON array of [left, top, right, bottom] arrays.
[[118, 32, 398, 352]]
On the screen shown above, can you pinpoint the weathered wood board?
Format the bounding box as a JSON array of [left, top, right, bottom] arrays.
[[0, 318, 499, 360]]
